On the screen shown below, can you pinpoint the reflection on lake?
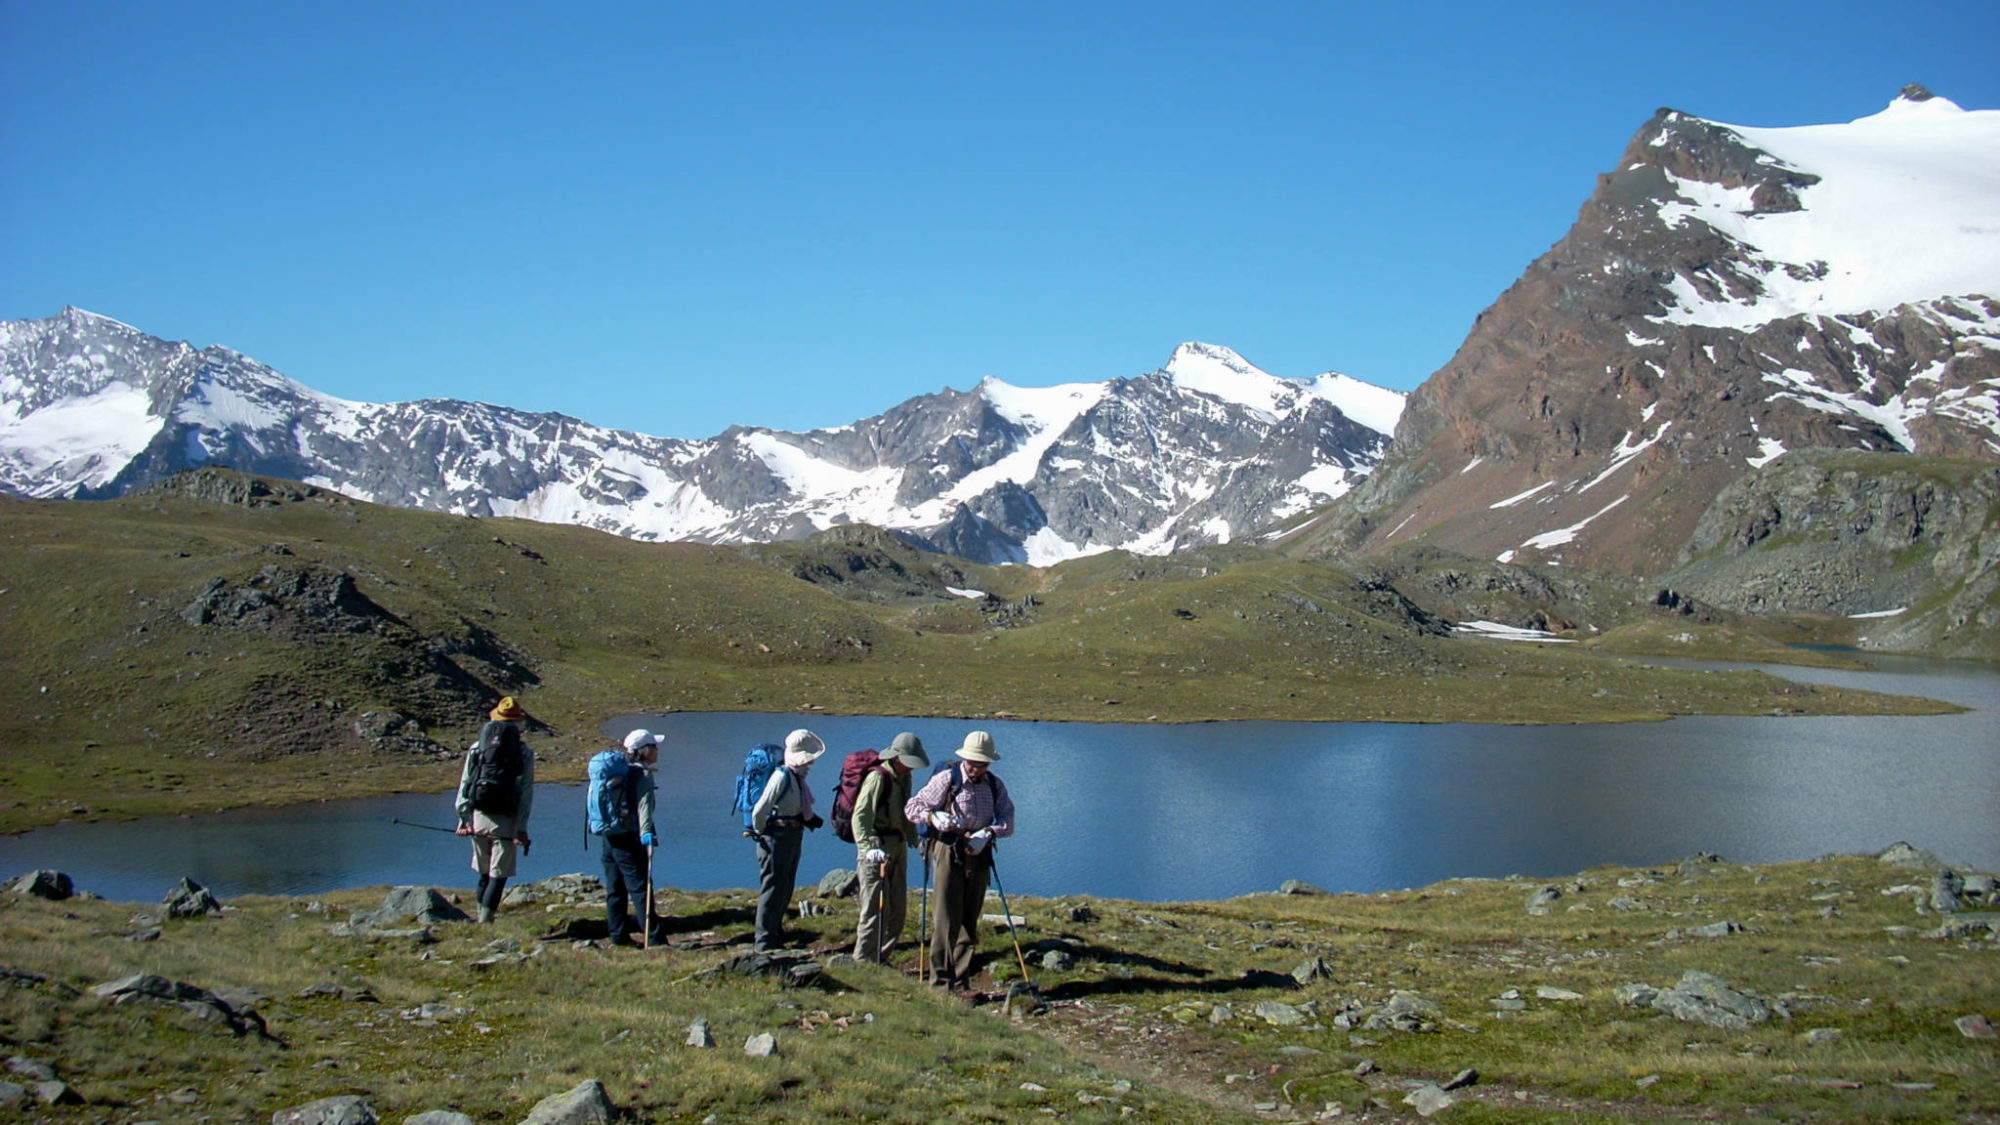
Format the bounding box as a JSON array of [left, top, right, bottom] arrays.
[[3, 654, 1995, 903]]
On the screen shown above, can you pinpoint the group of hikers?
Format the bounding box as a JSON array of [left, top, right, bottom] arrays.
[[451, 697, 1016, 992]]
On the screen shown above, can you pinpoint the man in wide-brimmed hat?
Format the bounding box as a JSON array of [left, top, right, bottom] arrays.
[[454, 696, 536, 923], [904, 730, 1014, 991], [748, 728, 826, 951], [852, 731, 929, 964]]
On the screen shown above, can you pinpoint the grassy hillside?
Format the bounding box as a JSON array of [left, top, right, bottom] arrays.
[[0, 470, 1956, 833], [1, 849, 1992, 1123]]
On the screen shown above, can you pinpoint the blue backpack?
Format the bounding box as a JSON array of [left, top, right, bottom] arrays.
[[587, 751, 638, 836], [731, 743, 785, 830]]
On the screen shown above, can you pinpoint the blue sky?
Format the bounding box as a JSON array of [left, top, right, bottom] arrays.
[[5, 2, 1996, 438]]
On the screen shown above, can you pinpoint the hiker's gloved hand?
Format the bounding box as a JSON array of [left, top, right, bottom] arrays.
[[863, 848, 887, 865], [454, 823, 471, 837], [965, 828, 994, 855], [805, 815, 824, 831], [928, 811, 956, 832], [640, 833, 656, 848]]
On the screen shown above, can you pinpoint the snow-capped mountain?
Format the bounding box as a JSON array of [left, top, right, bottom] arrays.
[[1312, 85, 2000, 575], [0, 310, 1400, 564]]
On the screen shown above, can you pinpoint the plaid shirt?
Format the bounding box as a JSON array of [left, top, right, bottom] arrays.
[[904, 764, 1014, 837]]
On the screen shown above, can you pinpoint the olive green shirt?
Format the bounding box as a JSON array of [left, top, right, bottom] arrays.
[[851, 764, 913, 852]]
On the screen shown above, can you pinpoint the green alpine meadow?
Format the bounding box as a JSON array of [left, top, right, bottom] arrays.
[[0, 469, 1958, 835]]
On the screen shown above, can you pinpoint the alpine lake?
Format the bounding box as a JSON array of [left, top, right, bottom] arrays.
[[4, 654, 1996, 902]]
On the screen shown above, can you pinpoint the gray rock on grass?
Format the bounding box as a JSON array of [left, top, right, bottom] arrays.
[[520, 1079, 613, 1125], [817, 869, 859, 898], [1648, 971, 1773, 1030], [272, 1094, 378, 1125], [353, 886, 470, 928], [686, 1017, 715, 1047], [745, 1033, 778, 1058], [1878, 842, 1944, 868], [404, 1113, 475, 1125], [163, 877, 222, 918], [11, 870, 73, 900], [1957, 1014, 1997, 1039]]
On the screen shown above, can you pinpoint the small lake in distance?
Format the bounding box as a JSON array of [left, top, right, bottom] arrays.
[[4, 653, 1995, 903]]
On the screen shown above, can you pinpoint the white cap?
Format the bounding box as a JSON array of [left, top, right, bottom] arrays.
[[623, 729, 665, 753]]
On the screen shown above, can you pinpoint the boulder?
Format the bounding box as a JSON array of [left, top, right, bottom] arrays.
[[1957, 1014, 1997, 1039], [744, 1033, 778, 1058], [1291, 956, 1333, 986], [707, 950, 824, 988], [1650, 971, 1772, 1030], [1363, 991, 1442, 1033], [817, 869, 860, 898], [1932, 869, 1965, 913], [34, 1081, 82, 1106], [1525, 885, 1562, 914], [404, 1113, 475, 1125], [0, 1082, 23, 1108], [5, 1056, 55, 1082], [1402, 1084, 1453, 1117], [271, 1094, 378, 1125], [10, 870, 73, 900], [1879, 842, 1944, 868], [685, 1017, 715, 1048], [353, 886, 470, 928], [163, 877, 222, 919], [92, 973, 273, 1039], [1278, 880, 1324, 896], [519, 1080, 612, 1125], [1252, 1001, 1307, 1026]]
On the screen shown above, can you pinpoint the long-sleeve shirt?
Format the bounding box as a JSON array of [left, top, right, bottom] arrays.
[[851, 765, 914, 852], [904, 765, 1014, 838], [749, 765, 815, 833], [453, 730, 535, 831]]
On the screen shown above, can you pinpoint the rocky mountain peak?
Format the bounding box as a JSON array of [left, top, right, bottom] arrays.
[[1300, 95, 2000, 576]]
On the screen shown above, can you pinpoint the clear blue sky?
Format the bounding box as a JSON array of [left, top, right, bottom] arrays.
[[5, 2, 1996, 438]]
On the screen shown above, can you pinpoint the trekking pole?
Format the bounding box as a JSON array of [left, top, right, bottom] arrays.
[[919, 845, 932, 984], [987, 849, 1034, 988], [390, 818, 459, 834], [643, 845, 654, 951]]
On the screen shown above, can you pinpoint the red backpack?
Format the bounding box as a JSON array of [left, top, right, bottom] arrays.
[[830, 749, 885, 843]]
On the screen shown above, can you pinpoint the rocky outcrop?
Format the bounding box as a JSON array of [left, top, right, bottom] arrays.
[[1669, 451, 2000, 658]]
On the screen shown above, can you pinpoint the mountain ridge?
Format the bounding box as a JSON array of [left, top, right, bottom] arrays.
[[0, 306, 1400, 565]]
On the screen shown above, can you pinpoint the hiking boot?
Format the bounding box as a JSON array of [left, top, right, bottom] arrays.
[[476, 907, 495, 925]]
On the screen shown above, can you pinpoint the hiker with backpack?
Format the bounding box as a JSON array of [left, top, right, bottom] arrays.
[[846, 732, 930, 965], [904, 731, 1014, 992], [453, 696, 536, 924], [588, 729, 662, 948], [746, 729, 826, 952]]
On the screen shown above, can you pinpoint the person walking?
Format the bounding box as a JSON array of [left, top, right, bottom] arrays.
[[748, 728, 825, 951], [454, 696, 535, 923], [852, 732, 928, 964], [904, 730, 1014, 992], [589, 728, 661, 947]]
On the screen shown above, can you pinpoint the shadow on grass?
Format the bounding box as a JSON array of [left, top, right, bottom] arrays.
[[1037, 968, 1297, 1002]]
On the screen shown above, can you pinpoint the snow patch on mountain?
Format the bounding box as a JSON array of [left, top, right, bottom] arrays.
[[1655, 93, 2000, 329], [0, 381, 158, 495]]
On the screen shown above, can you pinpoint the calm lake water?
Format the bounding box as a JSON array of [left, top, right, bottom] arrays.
[[4, 654, 1995, 904]]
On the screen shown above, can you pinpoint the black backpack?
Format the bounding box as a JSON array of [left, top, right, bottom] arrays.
[[468, 720, 525, 818]]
